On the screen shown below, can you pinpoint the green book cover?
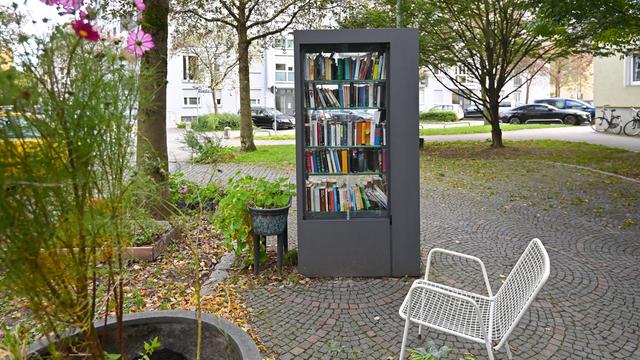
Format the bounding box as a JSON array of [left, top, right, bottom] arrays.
[[337, 58, 344, 81]]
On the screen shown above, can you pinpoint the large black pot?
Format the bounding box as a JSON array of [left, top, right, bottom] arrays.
[[247, 201, 291, 236], [29, 310, 260, 360]]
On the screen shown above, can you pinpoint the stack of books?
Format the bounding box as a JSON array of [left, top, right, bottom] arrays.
[[304, 83, 385, 109], [305, 148, 385, 174], [304, 52, 386, 81], [305, 112, 385, 147], [305, 178, 388, 212]]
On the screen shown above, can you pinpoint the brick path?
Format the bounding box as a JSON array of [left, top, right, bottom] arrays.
[[177, 160, 640, 359]]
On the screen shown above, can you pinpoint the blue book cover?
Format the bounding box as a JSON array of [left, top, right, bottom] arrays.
[[312, 152, 318, 173], [333, 151, 340, 173], [358, 86, 365, 107], [338, 86, 344, 108], [333, 185, 339, 212], [345, 58, 351, 81]]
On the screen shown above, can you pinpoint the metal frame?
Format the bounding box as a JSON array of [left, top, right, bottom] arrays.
[[399, 238, 551, 360], [294, 29, 420, 277]]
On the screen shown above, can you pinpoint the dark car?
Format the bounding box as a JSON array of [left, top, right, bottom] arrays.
[[464, 102, 513, 119], [500, 104, 591, 125], [533, 98, 595, 119], [250, 107, 295, 130]]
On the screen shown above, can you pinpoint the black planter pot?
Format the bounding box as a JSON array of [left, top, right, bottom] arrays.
[[29, 310, 260, 360], [248, 201, 291, 236]]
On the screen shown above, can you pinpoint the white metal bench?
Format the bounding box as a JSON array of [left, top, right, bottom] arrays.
[[398, 238, 550, 360]]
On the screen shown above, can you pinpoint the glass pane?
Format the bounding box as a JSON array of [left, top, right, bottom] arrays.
[[634, 55, 640, 81], [276, 63, 286, 70], [287, 72, 295, 81], [286, 39, 294, 49], [301, 46, 389, 219], [275, 72, 286, 81]]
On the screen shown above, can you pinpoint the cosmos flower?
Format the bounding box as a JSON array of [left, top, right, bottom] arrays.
[[178, 186, 188, 194], [71, 20, 100, 41], [127, 29, 154, 57], [134, 0, 146, 12]]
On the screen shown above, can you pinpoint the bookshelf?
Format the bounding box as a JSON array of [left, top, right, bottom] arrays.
[[294, 29, 420, 277]]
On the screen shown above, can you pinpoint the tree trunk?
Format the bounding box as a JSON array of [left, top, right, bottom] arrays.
[[237, 24, 256, 152], [487, 95, 504, 148], [525, 79, 532, 103], [136, 0, 170, 218], [554, 67, 561, 97], [211, 84, 218, 114]]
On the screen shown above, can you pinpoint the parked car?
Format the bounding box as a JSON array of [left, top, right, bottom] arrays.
[[533, 98, 595, 119], [250, 107, 295, 129], [464, 102, 513, 119], [428, 104, 464, 120], [499, 104, 591, 125]]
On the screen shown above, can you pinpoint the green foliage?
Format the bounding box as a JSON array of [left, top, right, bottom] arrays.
[[420, 111, 459, 123], [138, 337, 161, 360], [213, 175, 294, 265], [192, 112, 240, 131], [408, 340, 451, 360], [168, 171, 221, 210], [0, 25, 147, 355], [177, 121, 186, 129], [183, 130, 235, 164]]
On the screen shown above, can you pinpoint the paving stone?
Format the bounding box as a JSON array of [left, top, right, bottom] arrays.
[[175, 160, 640, 359]]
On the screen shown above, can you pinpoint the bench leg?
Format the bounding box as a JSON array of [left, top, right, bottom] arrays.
[[253, 233, 260, 275], [505, 340, 513, 360], [283, 223, 288, 253], [417, 324, 423, 339], [485, 338, 495, 360], [399, 316, 411, 359], [277, 232, 284, 272]]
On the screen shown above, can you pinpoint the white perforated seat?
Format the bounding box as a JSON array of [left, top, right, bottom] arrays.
[[398, 239, 550, 360]]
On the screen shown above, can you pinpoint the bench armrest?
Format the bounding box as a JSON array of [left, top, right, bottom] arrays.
[[425, 248, 493, 297]]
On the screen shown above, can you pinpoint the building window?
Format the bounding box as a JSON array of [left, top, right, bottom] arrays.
[[274, 38, 293, 49], [633, 55, 640, 83], [183, 97, 200, 106], [286, 39, 293, 49], [275, 64, 294, 82], [182, 55, 197, 81], [180, 116, 197, 122], [250, 98, 260, 105], [514, 76, 522, 87], [216, 98, 221, 105]]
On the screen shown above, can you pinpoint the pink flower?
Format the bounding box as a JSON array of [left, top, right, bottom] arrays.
[[134, 0, 146, 12], [59, 0, 82, 13], [71, 20, 100, 41], [127, 29, 154, 57], [178, 186, 188, 194]]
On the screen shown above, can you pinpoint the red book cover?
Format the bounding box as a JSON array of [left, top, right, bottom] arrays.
[[319, 187, 327, 212], [328, 189, 335, 212], [305, 185, 311, 212], [305, 152, 312, 173]]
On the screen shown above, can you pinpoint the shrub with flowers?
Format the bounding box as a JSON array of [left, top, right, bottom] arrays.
[[0, 0, 160, 358]]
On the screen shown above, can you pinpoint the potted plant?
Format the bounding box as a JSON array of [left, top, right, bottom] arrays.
[[214, 176, 295, 266], [247, 177, 294, 237]]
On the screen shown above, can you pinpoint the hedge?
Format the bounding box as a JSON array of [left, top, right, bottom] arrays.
[[419, 111, 459, 123], [192, 113, 241, 131]]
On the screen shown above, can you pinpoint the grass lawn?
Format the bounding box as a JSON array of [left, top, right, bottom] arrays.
[[228, 140, 640, 180], [252, 124, 566, 140], [253, 134, 296, 140], [419, 124, 567, 136], [230, 145, 296, 169]]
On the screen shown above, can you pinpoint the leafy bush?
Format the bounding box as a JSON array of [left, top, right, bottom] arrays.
[[213, 175, 295, 266], [420, 111, 459, 122], [191, 113, 240, 131], [168, 171, 221, 210], [176, 121, 186, 129], [183, 130, 234, 164]]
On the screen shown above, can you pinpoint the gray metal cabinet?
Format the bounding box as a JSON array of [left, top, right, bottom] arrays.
[[294, 29, 420, 277]]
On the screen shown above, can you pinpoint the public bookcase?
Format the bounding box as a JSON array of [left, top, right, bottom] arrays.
[[294, 29, 420, 277]]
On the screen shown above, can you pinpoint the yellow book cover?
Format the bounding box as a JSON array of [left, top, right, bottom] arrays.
[[341, 150, 348, 173], [364, 121, 371, 145], [325, 58, 331, 80], [309, 60, 314, 80], [373, 62, 378, 80]]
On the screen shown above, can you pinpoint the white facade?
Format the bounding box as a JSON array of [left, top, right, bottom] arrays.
[[165, 35, 551, 125]]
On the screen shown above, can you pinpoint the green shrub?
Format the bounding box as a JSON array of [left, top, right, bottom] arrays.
[[183, 130, 235, 164], [192, 113, 240, 131], [176, 121, 186, 129], [168, 171, 221, 210], [419, 111, 459, 123]]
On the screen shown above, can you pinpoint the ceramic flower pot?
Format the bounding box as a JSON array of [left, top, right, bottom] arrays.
[[248, 200, 291, 236]]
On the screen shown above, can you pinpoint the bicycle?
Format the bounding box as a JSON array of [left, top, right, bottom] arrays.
[[623, 107, 640, 136], [590, 106, 622, 134]]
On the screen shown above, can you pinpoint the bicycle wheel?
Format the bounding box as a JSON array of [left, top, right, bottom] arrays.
[[624, 120, 640, 136], [590, 117, 607, 132], [609, 118, 623, 134]]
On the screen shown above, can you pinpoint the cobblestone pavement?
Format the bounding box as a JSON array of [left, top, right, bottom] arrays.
[[177, 160, 640, 359]]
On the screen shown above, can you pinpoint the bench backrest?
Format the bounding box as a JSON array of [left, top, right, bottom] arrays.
[[493, 238, 550, 343]]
